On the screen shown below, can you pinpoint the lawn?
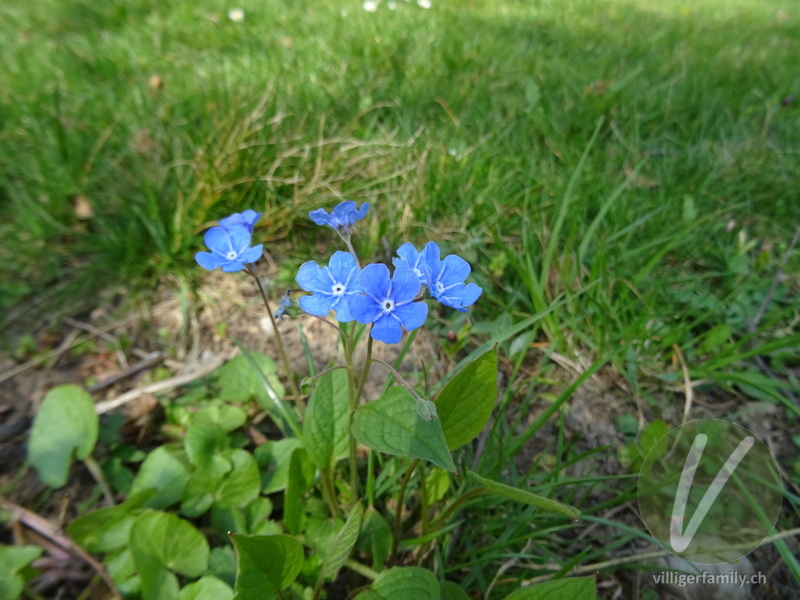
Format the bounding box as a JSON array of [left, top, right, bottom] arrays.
[[1, 0, 799, 598]]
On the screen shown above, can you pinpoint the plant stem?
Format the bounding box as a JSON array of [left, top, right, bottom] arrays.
[[84, 454, 114, 507], [320, 466, 341, 519], [345, 559, 379, 581], [345, 329, 359, 502], [246, 265, 302, 412], [389, 458, 420, 564]]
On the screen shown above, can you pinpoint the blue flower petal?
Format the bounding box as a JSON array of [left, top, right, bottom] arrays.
[[439, 282, 483, 312], [296, 261, 330, 292], [328, 251, 361, 289], [195, 251, 224, 271], [219, 209, 262, 233], [299, 293, 336, 317], [204, 227, 231, 254], [371, 314, 403, 344], [331, 295, 354, 322], [391, 266, 421, 304], [349, 294, 381, 324], [394, 302, 428, 331], [358, 264, 391, 302], [221, 260, 247, 273], [440, 254, 471, 285], [226, 225, 253, 254], [240, 244, 263, 264], [309, 208, 335, 227], [394, 242, 426, 282]]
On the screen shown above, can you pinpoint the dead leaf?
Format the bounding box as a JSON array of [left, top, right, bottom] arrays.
[[71, 196, 94, 219]]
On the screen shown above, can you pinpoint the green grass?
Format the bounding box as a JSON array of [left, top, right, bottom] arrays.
[[2, 0, 799, 594]]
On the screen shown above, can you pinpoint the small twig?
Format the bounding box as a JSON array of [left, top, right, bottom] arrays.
[[673, 344, 693, 426], [93, 355, 224, 415], [0, 497, 121, 600], [519, 527, 800, 586], [87, 352, 163, 393], [0, 301, 177, 385], [83, 455, 115, 507]]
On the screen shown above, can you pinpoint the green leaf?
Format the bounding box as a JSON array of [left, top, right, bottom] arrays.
[[194, 405, 248, 432], [254, 438, 303, 494], [0, 546, 42, 600], [185, 421, 232, 472], [284, 448, 315, 534], [216, 449, 262, 509], [435, 347, 497, 450], [130, 511, 210, 600], [219, 352, 285, 406], [28, 385, 99, 487], [357, 507, 392, 571], [230, 534, 303, 600], [130, 446, 192, 509], [503, 577, 596, 600], [178, 576, 234, 600], [439, 581, 471, 600], [322, 501, 363, 578], [355, 567, 440, 600], [303, 369, 350, 468], [352, 387, 455, 471], [67, 489, 155, 553], [467, 472, 580, 521]]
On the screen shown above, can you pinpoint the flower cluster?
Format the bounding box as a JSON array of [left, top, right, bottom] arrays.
[[195, 209, 263, 272], [296, 202, 481, 344], [195, 202, 481, 344]]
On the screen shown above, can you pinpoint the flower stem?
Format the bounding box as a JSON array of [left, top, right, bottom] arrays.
[[84, 454, 114, 507], [389, 458, 420, 565], [246, 265, 302, 414]]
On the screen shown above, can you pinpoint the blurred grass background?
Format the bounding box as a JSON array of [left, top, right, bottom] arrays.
[[3, 0, 799, 413], [2, 0, 800, 592]]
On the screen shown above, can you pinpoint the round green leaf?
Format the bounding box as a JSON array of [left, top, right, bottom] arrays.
[[218, 352, 284, 406], [352, 387, 455, 472], [130, 511, 210, 580], [130, 446, 192, 509], [230, 533, 303, 599], [439, 581, 470, 600], [503, 576, 596, 600], [28, 385, 99, 487], [355, 567, 440, 600], [435, 347, 497, 450], [0, 545, 42, 600], [178, 576, 234, 600], [216, 449, 261, 509]]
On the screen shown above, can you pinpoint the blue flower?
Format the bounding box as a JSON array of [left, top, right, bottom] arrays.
[[195, 224, 263, 272], [422, 242, 482, 312], [273, 290, 294, 320], [295, 251, 362, 322], [309, 201, 369, 235], [219, 209, 262, 233], [349, 264, 428, 344], [392, 242, 427, 284]]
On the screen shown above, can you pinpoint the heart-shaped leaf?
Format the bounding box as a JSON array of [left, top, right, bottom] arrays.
[[355, 567, 440, 600], [230, 533, 303, 600], [352, 387, 455, 471], [435, 347, 497, 450], [503, 576, 596, 600], [130, 511, 210, 600], [28, 385, 99, 487]]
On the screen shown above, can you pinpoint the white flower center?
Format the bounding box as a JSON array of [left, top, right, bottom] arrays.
[[436, 282, 445, 294], [331, 283, 345, 296], [226, 250, 238, 260], [382, 299, 395, 313], [414, 268, 423, 279]]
